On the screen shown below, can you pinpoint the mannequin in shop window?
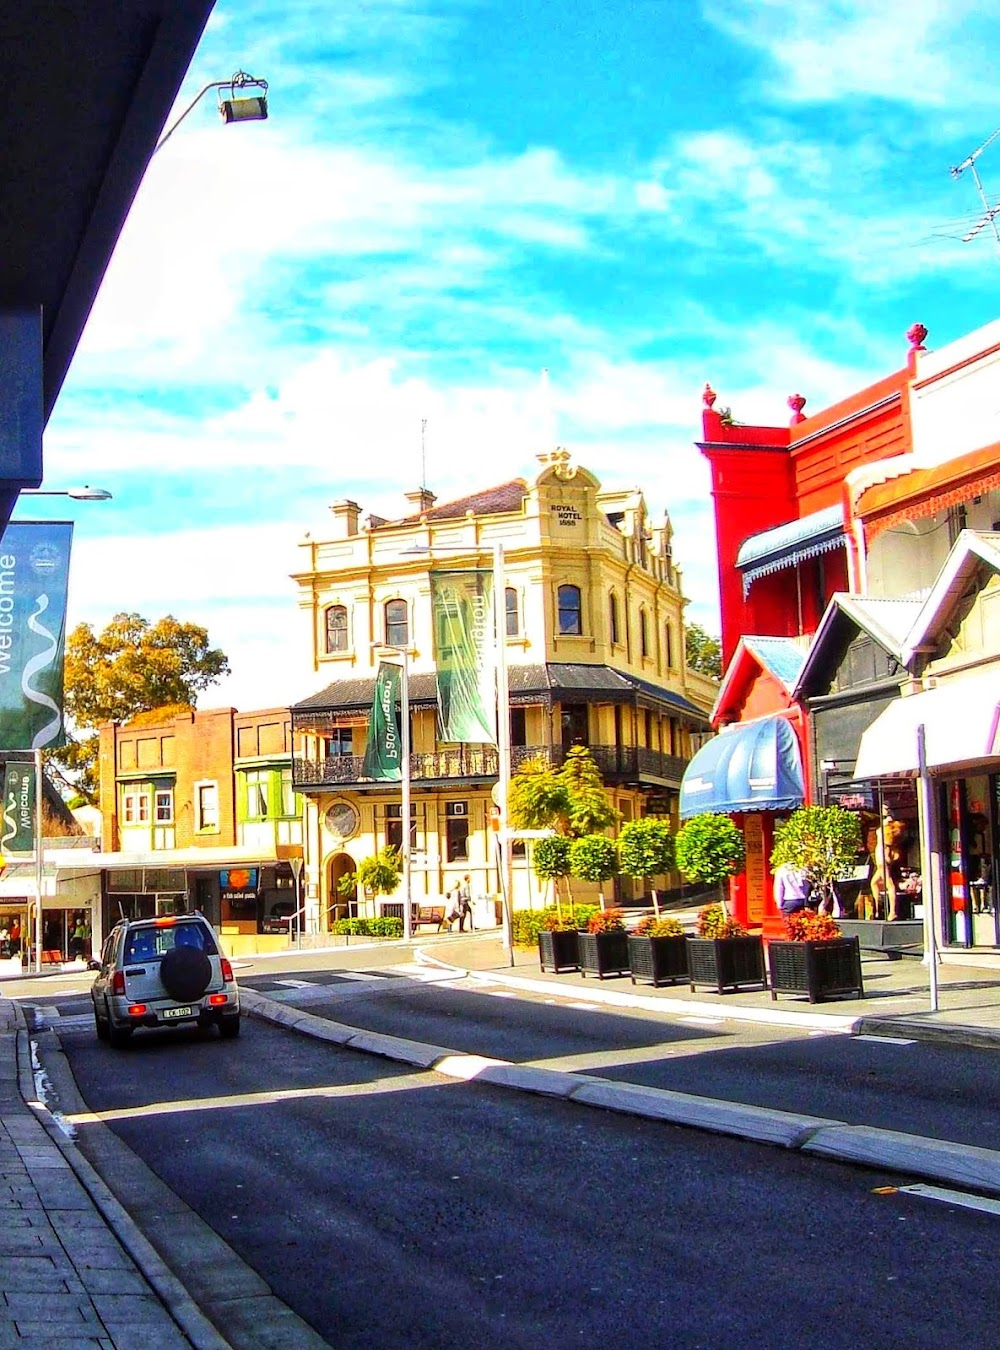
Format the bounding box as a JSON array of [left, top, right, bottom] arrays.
[[867, 815, 906, 921]]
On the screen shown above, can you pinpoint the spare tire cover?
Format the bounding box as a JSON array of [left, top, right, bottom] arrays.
[[160, 947, 212, 1002]]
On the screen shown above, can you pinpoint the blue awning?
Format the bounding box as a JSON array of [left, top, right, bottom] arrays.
[[679, 716, 805, 818], [735, 505, 845, 596]]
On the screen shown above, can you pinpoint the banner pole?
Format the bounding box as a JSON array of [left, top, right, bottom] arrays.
[[33, 748, 43, 974], [400, 650, 412, 943]]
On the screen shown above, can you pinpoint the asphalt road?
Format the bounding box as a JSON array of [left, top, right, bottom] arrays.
[[28, 988, 1000, 1349]]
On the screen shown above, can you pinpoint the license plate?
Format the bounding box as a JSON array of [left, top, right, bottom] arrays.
[[162, 1006, 193, 1020]]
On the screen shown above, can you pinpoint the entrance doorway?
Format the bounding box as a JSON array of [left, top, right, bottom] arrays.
[[327, 853, 357, 924]]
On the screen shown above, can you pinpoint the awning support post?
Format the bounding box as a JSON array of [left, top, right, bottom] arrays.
[[916, 724, 939, 1012]]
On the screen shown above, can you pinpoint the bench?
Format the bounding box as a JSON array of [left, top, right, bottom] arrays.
[[412, 905, 446, 931]]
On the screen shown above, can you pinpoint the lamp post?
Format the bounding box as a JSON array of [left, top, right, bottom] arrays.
[[372, 643, 412, 942], [19, 485, 113, 500], [154, 70, 269, 155], [405, 541, 513, 964]]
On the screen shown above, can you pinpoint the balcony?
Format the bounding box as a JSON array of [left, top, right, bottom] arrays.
[[292, 743, 689, 791]]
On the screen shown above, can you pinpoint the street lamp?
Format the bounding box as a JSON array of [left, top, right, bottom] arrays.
[[154, 70, 269, 155], [19, 485, 113, 500], [404, 541, 513, 965], [371, 642, 413, 943]]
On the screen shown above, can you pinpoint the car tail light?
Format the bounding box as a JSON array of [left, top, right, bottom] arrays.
[[112, 971, 126, 995], [221, 958, 234, 981], [208, 993, 228, 1006], [127, 1004, 147, 1016]]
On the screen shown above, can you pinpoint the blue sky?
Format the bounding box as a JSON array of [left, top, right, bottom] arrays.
[[28, 0, 1000, 709]]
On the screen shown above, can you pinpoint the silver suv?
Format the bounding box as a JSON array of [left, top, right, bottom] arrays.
[[91, 913, 241, 1047]]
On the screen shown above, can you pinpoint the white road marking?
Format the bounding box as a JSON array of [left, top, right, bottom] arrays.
[[567, 1001, 603, 1011], [680, 1016, 726, 1027], [273, 979, 318, 988], [900, 1184, 1000, 1217], [52, 1014, 94, 1029], [854, 1035, 916, 1045], [486, 990, 518, 999], [333, 971, 388, 982]]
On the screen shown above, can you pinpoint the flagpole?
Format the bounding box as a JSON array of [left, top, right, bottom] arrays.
[[400, 648, 412, 943], [34, 748, 43, 974], [492, 542, 514, 967]]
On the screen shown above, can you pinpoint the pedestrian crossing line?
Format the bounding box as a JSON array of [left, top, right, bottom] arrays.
[[274, 979, 319, 988], [899, 1184, 1000, 1217], [332, 971, 389, 982], [486, 990, 518, 999], [854, 1034, 917, 1045]]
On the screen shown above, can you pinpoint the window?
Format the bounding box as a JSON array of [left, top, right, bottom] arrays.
[[386, 803, 416, 851], [196, 782, 219, 831], [505, 587, 519, 636], [665, 623, 674, 668], [385, 598, 408, 647], [245, 770, 270, 819], [281, 769, 297, 817], [558, 584, 582, 635], [324, 728, 354, 758], [640, 609, 649, 659], [561, 704, 588, 748], [154, 789, 173, 824], [325, 604, 348, 653], [609, 592, 619, 645], [123, 788, 150, 825], [510, 707, 527, 747], [446, 801, 469, 862]]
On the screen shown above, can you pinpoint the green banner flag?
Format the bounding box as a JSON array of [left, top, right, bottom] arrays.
[[430, 569, 496, 744], [362, 661, 402, 781], [0, 521, 73, 750], [1, 762, 35, 854]]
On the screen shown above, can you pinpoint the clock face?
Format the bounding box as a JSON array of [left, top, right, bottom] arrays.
[[325, 800, 360, 841]]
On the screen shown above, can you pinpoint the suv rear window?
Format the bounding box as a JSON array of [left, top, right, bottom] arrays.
[[123, 922, 218, 963]]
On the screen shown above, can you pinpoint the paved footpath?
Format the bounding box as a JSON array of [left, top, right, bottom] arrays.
[[0, 998, 226, 1350]]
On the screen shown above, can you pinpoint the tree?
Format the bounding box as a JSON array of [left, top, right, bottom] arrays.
[[508, 745, 620, 839], [55, 613, 230, 800], [569, 834, 619, 909], [618, 817, 675, 914], [355, 847, 402, 899], [685, 623, 722, 679], [770, 806, 862, 910], [675, 812, 745, 906], [559, 746, 620, 837], [532, 835, 572, 911]]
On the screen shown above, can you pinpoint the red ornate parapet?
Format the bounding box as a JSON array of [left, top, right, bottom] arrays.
[[787, 393, 807, 425]]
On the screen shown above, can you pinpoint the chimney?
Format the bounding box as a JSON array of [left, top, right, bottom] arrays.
[[329, 500, 361, 537], [404, 488, 437, 513]]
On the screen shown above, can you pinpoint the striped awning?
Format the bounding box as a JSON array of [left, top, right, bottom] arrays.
[[735, 505, 846, 596]]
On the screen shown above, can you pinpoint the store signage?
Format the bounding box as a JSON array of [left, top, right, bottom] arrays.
[[219, 867, 259, 902], [1, 762, 35, 853]]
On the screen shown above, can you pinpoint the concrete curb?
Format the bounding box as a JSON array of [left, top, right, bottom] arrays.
[[856, 1016, 1000, 1052], [242, 983, 1000, 1198], [12, 1006, 231, 1350]]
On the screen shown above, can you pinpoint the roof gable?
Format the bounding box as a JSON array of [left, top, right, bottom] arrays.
[[903, 530, 1000, 670]]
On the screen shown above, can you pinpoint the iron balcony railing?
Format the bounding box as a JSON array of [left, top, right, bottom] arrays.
[[292, 743, 689, 790]]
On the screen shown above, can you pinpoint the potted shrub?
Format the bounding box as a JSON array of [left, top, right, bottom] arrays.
[[537, 908, 581, 973], [532, 835, 572, 915], [569, 833, 619, 911], [628, 914, 688, 987], [769, 805, 862, 916], [686, 903, 767, 994], [767, 909, 864, 1003], [577, 906, 630, 980], [675, 812, 745, 907], [618, 817, 675, 915]]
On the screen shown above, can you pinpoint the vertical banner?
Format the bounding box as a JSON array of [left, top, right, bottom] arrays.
[[430, 568, 496, 744], [362, 661, 402, 781], [0, 521, 73, 749], [1, 761, 35, 854]]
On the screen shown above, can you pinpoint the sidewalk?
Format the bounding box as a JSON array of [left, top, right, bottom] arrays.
[[415, 930, 1000, 1050], [0, 998, 226, 1349]]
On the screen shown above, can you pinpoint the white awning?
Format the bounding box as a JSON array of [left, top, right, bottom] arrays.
[[854, 669, 1000, 778]]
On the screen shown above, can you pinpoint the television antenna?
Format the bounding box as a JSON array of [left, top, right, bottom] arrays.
[[951, 126, 1000, 250]]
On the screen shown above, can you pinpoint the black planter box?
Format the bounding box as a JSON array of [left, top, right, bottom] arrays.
[[538, 929, 580, 973], [768, 937, 864, 1003], [835, 919, 923, 961], [686, 936, 767, 994], [628, 934, 688, 987], [577, 929, 630, 979]]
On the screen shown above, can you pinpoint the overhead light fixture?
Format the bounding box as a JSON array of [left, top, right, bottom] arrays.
[[155, 70, 269, 155], [21, 484, 113, 501]]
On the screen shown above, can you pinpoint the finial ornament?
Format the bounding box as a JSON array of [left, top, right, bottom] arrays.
[[788, 393, 807, 425], [703, 383, 717, 409], [907, 322, 928, 351]]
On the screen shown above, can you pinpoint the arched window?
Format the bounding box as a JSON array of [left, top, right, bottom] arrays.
[[505, 587, 519, 636], [385, 598, 408, 648], [609, 592, 619, 645], [665, 623, 674, 668], [324, 604, 348, 654], [557, 584, 582, 636], [639, 608, 649, 658]]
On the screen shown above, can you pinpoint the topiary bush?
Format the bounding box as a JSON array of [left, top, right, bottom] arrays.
[[675, 813, 746, 886], [331, 916, 403, 938]]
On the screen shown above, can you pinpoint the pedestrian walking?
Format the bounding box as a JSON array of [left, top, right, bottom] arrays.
[[773, 863, 812, 916], [457, 875, 473, 932]]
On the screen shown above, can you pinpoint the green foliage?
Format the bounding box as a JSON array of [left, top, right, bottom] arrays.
[[634, 915, 684, 938], [618, 817, 674, 880], [532, 835, 571, 881], [511, 906, 598, 945], [336, 872, 359, 898], [770, 806, 862, 887], [559, 747, 621, 837], [507, 755, 569, 832], [695, 904, 748, 939], [56, 613, 230, 801], [507, 746, 618, 839], [569, 833, 619, 884], [685, 623, 723, 679], [675, 813, 745, 885], [355, 847, 402, 897], [331, 916, 403, 938]]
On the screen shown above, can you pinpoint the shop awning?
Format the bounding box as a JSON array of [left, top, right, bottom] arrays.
[[679, 716, 805, 818], [735, 505, 845, 596], [854, 670, 1000, 778]]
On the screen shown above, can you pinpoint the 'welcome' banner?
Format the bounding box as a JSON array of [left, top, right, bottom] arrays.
[[362, 660, 402, 781], [1, 761, 35, 854], [0, 521, 73, 750], [430, 569, 496, 744]]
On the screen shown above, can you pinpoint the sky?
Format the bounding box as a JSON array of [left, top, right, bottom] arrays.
[[25, 0, 1000, 711]]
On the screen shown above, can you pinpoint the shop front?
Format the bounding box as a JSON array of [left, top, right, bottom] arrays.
[[0, 861, 101, 970]]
